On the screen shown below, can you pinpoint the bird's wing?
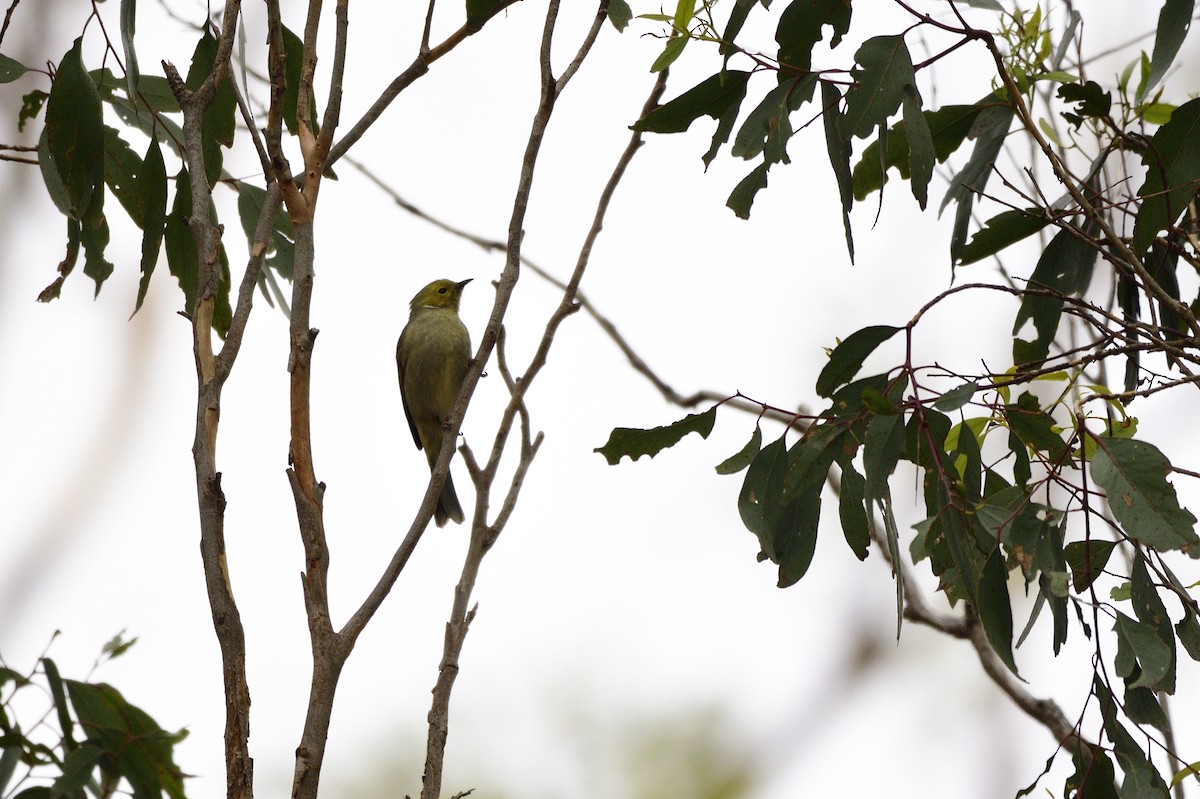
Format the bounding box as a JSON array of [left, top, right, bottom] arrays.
[[396, 334, 423, 450]]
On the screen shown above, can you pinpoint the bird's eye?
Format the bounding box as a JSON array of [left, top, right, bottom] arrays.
[[438, 287, 448, 294]]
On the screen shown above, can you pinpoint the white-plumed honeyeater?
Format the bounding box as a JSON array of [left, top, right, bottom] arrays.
[[396, 278, 472, 526]]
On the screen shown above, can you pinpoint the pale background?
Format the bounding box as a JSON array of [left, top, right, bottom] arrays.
[[2, 2, 1198, 797]]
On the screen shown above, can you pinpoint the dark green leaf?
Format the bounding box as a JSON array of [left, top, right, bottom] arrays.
[[731, 75, 816, 164], [282, 25, 320, 137], [1143, 0, 1195, 100], [1124, 684, 1169, 732], [863, 412, 905, 505], [134, 138, 167, 315], [1003, 392, 1069, 462], [1131, 553, 1176, 693], [19, 88, 48, 132], [739, 433, 790, 554], [775, 0, 851, 74], [52, 745, 106, 798], [1177, 611, 1200, 661], [978, 545, 1018, 674], [37, 125, 71, 218], [1090, 437, 1200, 551], [843, 36, 914, 139], [1114, 612, 1172, 690], [1065, 745, 1119, 799], [721, 0, 760, 59], [45, 38, 105, 220], [933, 380, 978, 412], [852, 103, 984, 200], [607, 0, 631, 31], [1013, 225, 1099, 367], [466, 0, 508, 30], [103, 125, 146, 227], [595, 408, 717, 465], [41, 659, 76, 754], [109, 95, 185, 159], [821, 80, 855, 261], [1064, 539, 1116, 592], [635, 71, 752, 169], [838, 459, 870, 560], [38, 218, 81, 302], [237, 182, 295, 284], [0, 745, 20, 795], [119, 0, 139, 105], [816, 325, 901, 397], [726, 162, 770, 219], [1132, 96, 1200, 255], [65, 680, 187, 799], [0, 52, 29, 83], [716, 425, 762, 475], [942, 104, 1013, 265], [901, 85, 933, 209], [784, 423, 846, 497], [81, 213, 114, 296], [1058, 80, 1112, 128], [958, 208, 1051, 266], [185, 30, 237, 186], [164, 167, 198, 315]]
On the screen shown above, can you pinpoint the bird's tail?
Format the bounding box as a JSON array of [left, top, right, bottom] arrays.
[[435, 471, 466, 527]]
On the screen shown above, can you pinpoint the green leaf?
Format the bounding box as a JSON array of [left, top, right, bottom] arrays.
[[775, 0, 852, 74], [816, 325, 901, 397], [838, 459, 870, 560], [852, 103, 984, 201], [608, 0, 632, 31], [731, 75, 816, 164], [739, 433, 789, 554], [103, 125, 146, 227], [1113, 612, 1172, 690], [651, 36, 689, 73], [978, 546, 1018, 674], [1131, 553, 1176, 693], [1132, 96, 1200, 255], [958, 209, 1051, 266], [466, 0, 508, 30], [1003, 392, 1069, 462], [0, 745, 20, 795], [843, 36, 915, 139], [44, 38, 105, 221], [19, 88, 48, 132], [942, 104, 1013, 265], [237, 182, 295, 284], [1065, 745, 1119, 799], [65, 680, 187, 799], [715, 425, 762, 475], [119, 0, 139, 106], [821, 80, 855, 262], [81, 213, 115, 296], [1063, 539, 1116, 592], [282, 25, 321, 136], [0, 52, 29, 83], [1124, 684, 1169, 733], [933, 380, 978, 412], [901, 84, 933, 209], [164, 168, 198, 316], [634, 71, 752, 168], [595, 408, 717, 465], [1058, 80, 1112, 128], [784, 423, 846, 497], [1012, 225, 1099, 367], [726, 162, 769, 219], [41, 658, 76, 754], [52, 745, 106, 798], [134, 138, 167, 315], [1089, 437, 1200, 552], [1143, 0, 1195, 100], [185, 29, 237, 187]]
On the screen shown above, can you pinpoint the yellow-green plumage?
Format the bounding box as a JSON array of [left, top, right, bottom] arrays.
[[396, 278, 472, 526]]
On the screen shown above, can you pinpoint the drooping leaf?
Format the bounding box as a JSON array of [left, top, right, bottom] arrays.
[[607, 0, 632, 31], [843, 35, 915, 139], [1065, 745, 1119, 799], [726, 162, 770, 219], [978, 546, 1019, 674], [901, 84, 934, 209], [1059, 80, 1112, 128], [775, 0, 852, 74], [739, 433, 790, 555], [1142, 0, 1195, 100], [1132, 96, 1200, 255], [1114, 612, 1172, 690], [1090, 437, 1199, 552], [1013, 224, 1099, 367], [716, 424, 762, 475], [958, 208, 1052, 265], [942, 103, 1014, 264], [852, 103, 985, 200], [282, 25, 321, 136], [933, 380, 978, 412], [81, 213, 114, 296], [466, 0, 509, 30], [1003, 392, 1069, 462], [1064, 539, 1116, 592], [119, 0, 139, 105], [102, 125, 146, 227], [816, 324, 902, 397], [731, 75, 816, 164], [838, 459, 870, 560], [134, 138, 167, 315], [185, 29, 237, 187], [1131, 553, 1177, 693], [44, 38, 105, 221], [821, 80, 855, 262], [595, 408, 717, 465], [635, 70, 752, 168]]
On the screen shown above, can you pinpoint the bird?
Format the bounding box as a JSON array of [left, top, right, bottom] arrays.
[[396, 278, 473, 526]]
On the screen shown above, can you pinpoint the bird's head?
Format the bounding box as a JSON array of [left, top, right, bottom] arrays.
[[410, 278, 471, 312]]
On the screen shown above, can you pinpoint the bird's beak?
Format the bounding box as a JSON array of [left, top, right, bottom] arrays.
[[457, 278, 473, 290]]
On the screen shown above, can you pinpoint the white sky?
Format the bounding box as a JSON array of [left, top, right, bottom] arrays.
[[2, 2, 1199, 798]]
